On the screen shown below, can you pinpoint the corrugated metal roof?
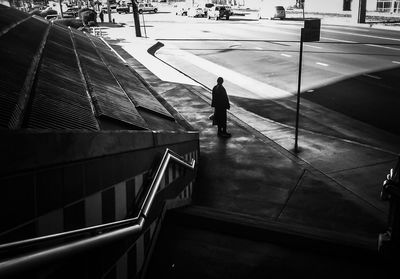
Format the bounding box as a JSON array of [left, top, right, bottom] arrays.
[[0, 5, 182, 132], [75, 56, 148, 129], [0, 16, 48, 128], [89, 36, 174, 119], [110, 66, 174, 119], [47, 24, 74, 49], [24, 52, 98, 130], [0, 5, 29, 32]]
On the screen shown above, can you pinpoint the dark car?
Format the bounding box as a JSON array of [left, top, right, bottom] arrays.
[[63, 7, 79, 18], [207, 5, 230, 20], [116, 4, 130, 14]]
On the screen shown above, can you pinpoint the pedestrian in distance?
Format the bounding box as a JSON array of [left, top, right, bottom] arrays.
[[211, 77, 231, 138], [99, 10, 104, 23]]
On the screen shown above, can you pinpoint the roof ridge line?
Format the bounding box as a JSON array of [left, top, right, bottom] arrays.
[[83, 32, 139, 109], [69, 27, 101, 130], [9, 19, 50, 129], [0, 15, 31, 38]]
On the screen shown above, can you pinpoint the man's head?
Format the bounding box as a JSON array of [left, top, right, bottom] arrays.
[[217, 77, 224, 85]]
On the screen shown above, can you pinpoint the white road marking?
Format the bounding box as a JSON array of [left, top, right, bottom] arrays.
[[392, 61, 400, 64], [323, 29, 400, 42], [316, 62, 329, 67], [254, 47, 263, 50], [231, 24, 400, 52], [366, 43, 400, 51], [363, 74, 382, 80], [321, 37, 357, 43], [304, 44, 322, 49], [322, 36, 400, 52], [281, 53, 292, 58]]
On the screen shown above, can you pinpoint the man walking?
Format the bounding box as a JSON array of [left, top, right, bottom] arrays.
[[211, 77, 231, 137]]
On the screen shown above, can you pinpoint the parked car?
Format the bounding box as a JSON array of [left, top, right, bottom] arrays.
[[187, 6, 204, 17], [223, 5, 233, 16], [259, 5, 286, 20], [203, 3, 214, 17], [40, 7, 58, 19], [116, 4, 130, 14], [101, 3, 117, 12], [45, 13, 58, 20], [174, 3, 188, 16], [207, 5, 230, 20], [137, 3, 157, 14], [63, 7, 79, 18]]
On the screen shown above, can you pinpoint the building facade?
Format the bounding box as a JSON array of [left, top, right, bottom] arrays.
[[243, 0, 399, 13], [376, 0, 400, 12], [302, 0, 399, 13]]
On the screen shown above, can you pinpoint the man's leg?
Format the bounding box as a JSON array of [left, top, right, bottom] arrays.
[[217, 125, 223, 135], [222, 122, 231, 137]]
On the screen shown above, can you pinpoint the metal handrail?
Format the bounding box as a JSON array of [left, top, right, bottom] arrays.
[[0, 148, 196, 277]]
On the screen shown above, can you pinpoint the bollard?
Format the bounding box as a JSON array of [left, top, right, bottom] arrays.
[[379, 155, 400, 256]]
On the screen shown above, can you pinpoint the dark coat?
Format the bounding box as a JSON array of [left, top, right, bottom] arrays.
[[211, 84, 230, 126]]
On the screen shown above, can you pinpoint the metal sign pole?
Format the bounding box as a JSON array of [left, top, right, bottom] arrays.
[[142, 12, 147, 38], [294, 18, 320, 153], [294, 30, 304, 153], [131, 0, 142, 37]]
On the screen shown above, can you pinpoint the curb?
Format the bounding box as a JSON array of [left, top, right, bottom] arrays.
[[167, 205, 379, 256]]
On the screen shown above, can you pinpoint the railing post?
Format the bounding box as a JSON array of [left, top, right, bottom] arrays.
[[379, 155, 400, 256]]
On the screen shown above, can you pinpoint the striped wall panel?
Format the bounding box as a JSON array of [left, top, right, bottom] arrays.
[[2, 149, 197, 279], [33, 148, 198, 238], [107, 207, 167, 279], [35, 171, 148, 235]]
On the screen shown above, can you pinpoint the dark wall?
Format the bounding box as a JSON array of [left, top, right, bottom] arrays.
[[0, 130, 199, 243]]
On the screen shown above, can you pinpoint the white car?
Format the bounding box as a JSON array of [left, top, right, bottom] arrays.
[[137, 3, 158, 14], [174, 3, 188, 16], [187, 6, 204, 17], [259, 5, 286, 20]]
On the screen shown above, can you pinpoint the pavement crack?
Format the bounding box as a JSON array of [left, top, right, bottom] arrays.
[[326, 158, 399, 175], [274, 169, 307, 222]]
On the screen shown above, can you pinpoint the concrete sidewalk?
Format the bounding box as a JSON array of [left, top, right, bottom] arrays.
[[100, 24, 398, 248]]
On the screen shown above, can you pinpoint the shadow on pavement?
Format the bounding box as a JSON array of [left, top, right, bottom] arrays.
[[302, 66, 400, 136]]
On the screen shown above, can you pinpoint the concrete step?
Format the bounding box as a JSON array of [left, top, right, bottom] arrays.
[[146, 206, 394, 279], [168, 205, 378, 256]]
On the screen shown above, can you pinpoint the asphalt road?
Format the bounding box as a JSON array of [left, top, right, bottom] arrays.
[[114, 9, 400, 135]]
